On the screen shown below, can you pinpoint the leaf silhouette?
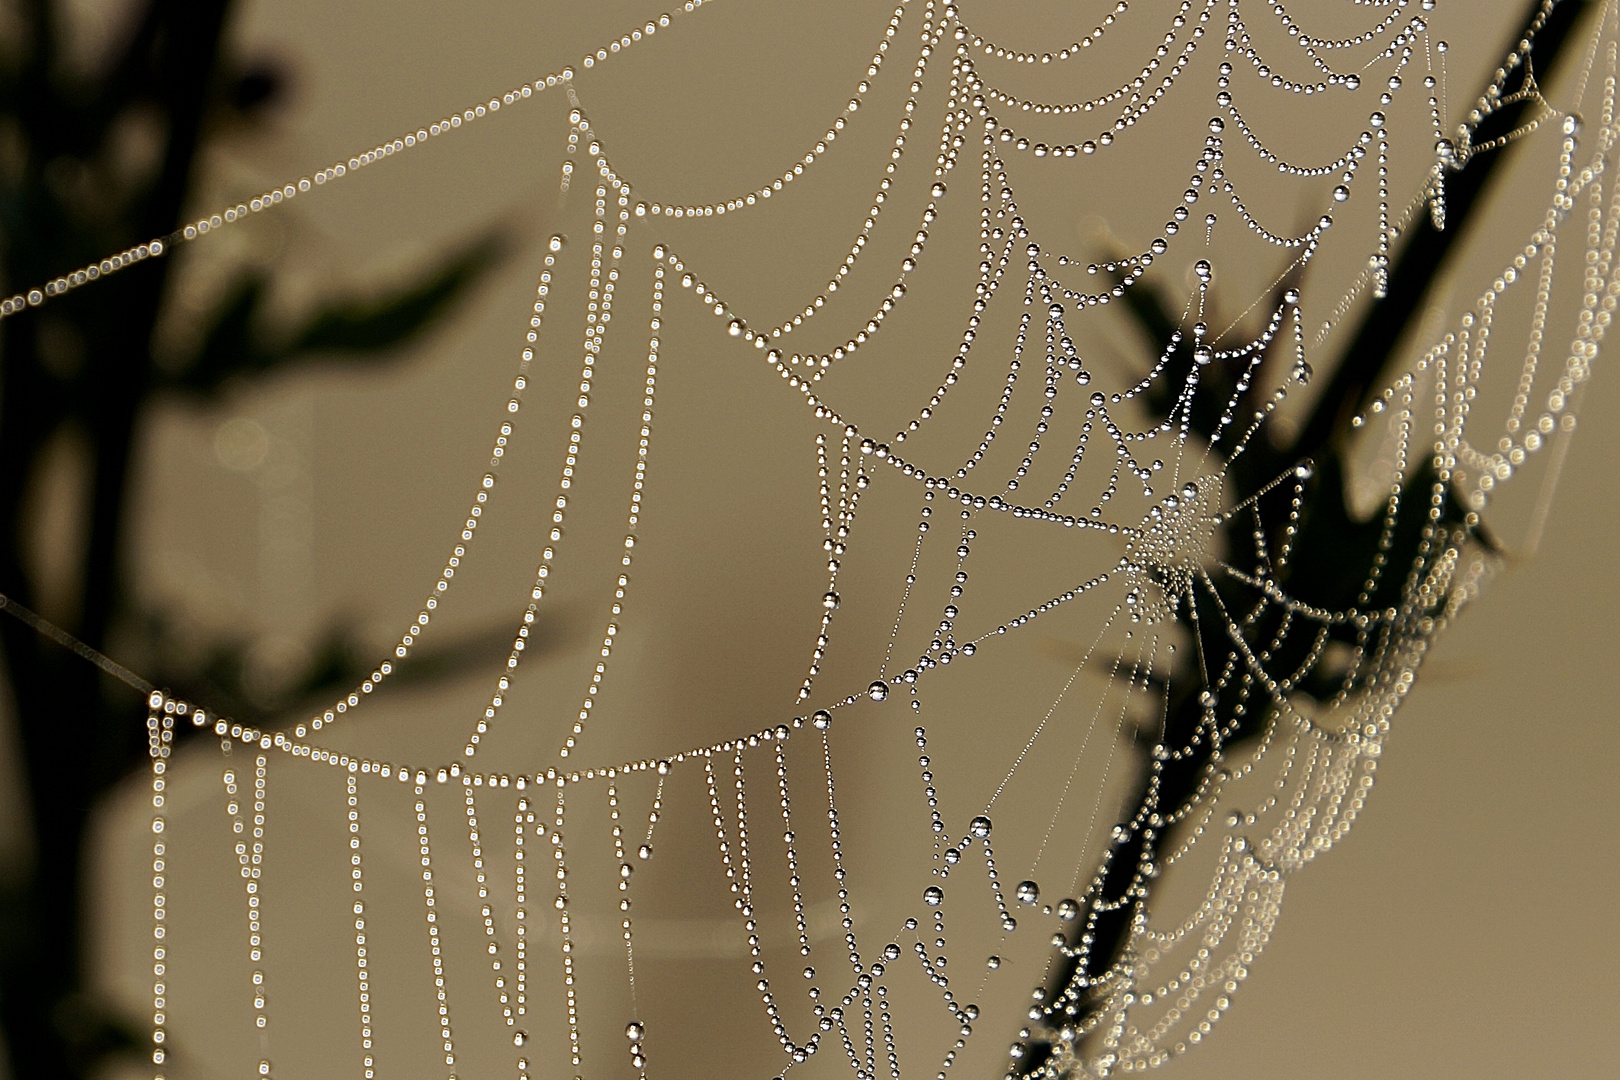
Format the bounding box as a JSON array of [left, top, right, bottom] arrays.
[[289, 231, 509, 353], [175, 270, 269, 392], [167, 229, 510, 395]]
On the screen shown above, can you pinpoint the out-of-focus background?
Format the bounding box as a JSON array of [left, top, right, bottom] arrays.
[[0, 1, 1614, 1078]]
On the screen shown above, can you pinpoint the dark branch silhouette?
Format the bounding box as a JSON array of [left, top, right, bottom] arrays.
[[0, 3, 502, 1075], [1010, 2, 1586, 1074]]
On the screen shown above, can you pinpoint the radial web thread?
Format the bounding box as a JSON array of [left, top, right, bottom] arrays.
[[10, 1, 1613, 1078]]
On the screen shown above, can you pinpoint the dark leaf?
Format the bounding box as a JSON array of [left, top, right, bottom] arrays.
[[165, 230, 509, 396], [168, 270, 271, 393], [288, 231, 509, 354], [230, 62, 287, 118]]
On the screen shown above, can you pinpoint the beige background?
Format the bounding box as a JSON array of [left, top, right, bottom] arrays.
[[36, 1, 1618, 1078]]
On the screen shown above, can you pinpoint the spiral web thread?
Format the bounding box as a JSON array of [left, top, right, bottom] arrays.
[[36, 0, 1603, 1077]]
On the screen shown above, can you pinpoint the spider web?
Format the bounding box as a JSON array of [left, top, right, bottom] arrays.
[[5, 1, 1612, 1078]]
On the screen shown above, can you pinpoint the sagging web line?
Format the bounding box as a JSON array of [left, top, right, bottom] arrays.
[[7, 1, 1613, 1078]]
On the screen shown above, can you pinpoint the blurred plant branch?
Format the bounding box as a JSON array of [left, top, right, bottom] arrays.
[[0, 2, 1586, 1078], [0, 2, 503, 1076], [1012, 1, 1583, 1074]]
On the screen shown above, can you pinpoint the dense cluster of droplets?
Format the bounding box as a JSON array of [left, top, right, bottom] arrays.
[[46, 2, 1605, 1080]]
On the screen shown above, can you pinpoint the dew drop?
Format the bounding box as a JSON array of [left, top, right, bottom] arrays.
[[987, 955, 1002, 969], [969, 815, 992, 839], [548, 235, 566, 253], [1332, 185, 1350, 202], [637, 844, 653, 860], [923, 885, 944, 906], [1056, 898, 1079, 920], [868, 680, 890, 702], [626, 1021, 645, 1041], [1015, 880, 1039, 905], [812, 709, 833, 730]]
